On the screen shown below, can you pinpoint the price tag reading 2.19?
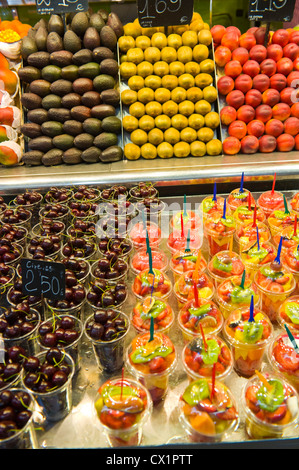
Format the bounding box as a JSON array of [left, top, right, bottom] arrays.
[[137, 0, 194, 28], [21, 258, 65, 301]]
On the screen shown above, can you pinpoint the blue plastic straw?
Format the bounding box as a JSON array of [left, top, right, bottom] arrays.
[[274, 236, 283, 264], [284, 323, 299, 353], [249, 295, 255, 322], [222, 199, 226, 219], [240, 172, 244, 193], [213, 182, 217, 202]]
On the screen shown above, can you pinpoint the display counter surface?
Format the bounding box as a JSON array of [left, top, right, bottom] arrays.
[[1, 152, 299, 194]]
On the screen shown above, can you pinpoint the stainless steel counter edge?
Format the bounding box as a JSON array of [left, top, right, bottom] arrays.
[[1, 151, 299, 193]]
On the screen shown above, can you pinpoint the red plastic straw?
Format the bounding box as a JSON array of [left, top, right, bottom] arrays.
[[248, 192, 251, 211], [193, 280, 199, 307], [271, 173, 276, 195], [211, 363, 216, 400], [252, 205, 257, 228], [199, 323, 208, 351]]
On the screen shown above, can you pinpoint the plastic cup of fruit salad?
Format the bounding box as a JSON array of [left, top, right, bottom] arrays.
[[126, 332, 176, 406], [182, 334, 233, 382], [178, 298, 223, 344], [129, 221, 161, 250], [169, 249, 207, 283], [131, 295, 174, 335], [273, 226, 299, 256], [132, 268, 172, 301], [216, 273, 260, 320], [130, 247, 168, 276], [223, 306, 273, 378], [207, 250, 244, 288], [179, 378, 239, 443], [174, 270, 214, 309], [169, 210, 201, 232], [204, 212, 236, 257], [282, 247, 299, 294], [94, 377, 152, 447], [227, 188, 254, 213], [240, 241, 276, 281], [268, 332, 299, 393], [234, 221, 271, 255], [268, 208, 296, 238], [254, 262, 296, 323], [201, 195, 226, 222], [257, 190, 285, 219], [278, 296, 299, 334], [232, 204, 266, 228], [167, 229, 203, 255], [242, 372, 299, 439], [290, 192, 299, 213]]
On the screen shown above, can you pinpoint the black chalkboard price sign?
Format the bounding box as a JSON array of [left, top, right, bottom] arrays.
[[36, 0, 88, 15], [137, 0, 194, 28], [248, 0, 296, 22], [21, 258, 65, 301]]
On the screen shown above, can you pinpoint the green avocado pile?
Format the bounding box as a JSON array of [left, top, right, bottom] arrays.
[[18, 9, 123, 166]]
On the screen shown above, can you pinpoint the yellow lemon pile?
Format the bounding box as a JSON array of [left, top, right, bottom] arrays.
[[119, 14, 222, 160]]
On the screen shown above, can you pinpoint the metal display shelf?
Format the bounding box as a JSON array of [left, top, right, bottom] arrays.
[[0, 152, 299, 194]]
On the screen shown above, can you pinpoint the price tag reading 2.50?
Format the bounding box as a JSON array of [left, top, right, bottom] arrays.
[[137, 0, 193, 28], [21, 259, 66, 300]]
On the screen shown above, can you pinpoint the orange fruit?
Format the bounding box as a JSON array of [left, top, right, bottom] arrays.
[[169, 61, 185, 77], [136, 61, 154, 78], [171, 87, 187, 103], [181, 30, 198, 48], [180, 127, 198, 143], [148, 128, 164, 145], [178, 73, 195, 89], [161, 74, 179, 90], [128, 75, 145, 91], [144, 74, 162, 90], [118, 35, 135, 53], [177, 46, 193, 63], [120, 62, 137, 79], [135, 35, 151, 50], [164, 127, 180, 144], [190, 141, 206, 157], [160, 46, 177, 63], [143, 46, 161, 63], [188, 114, 205, 130], [121, 89, 138, 106], [173, 141, 190, 157], [129, 101, 145, 118], [162, 100, 179, 117], [197, 127, 215, 142], [151, 32, 167, 49], [130, 129, 148, 146], [124, 143, 141, 160], [138, 115, 155, 132], [153, 61, 169, 77], [155, 114, 171, 130], [141, 143, 157, 159], [145, 101, 163, 117], [178, 100, 195, 116], [157, 142, 174, 159], [206, 139, 223, 156], [137, 87, 155, 104], [122, 115, 139, 132], [167, 33, 183, 49], [171, 114, 189, 130], [154, 87, 171, 103], [126, 47, 144, 64]]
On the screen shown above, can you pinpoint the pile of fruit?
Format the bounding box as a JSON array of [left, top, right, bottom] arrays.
[[18, 9, 123, 167], [0, 18, 33, 166], [119, 13, 222, 160], [213, 25, 299, 155]]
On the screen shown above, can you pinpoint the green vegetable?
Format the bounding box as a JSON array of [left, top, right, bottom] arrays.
[[182, 379, 210, 406], [256, 379, 285, 413], [285, 302, 299, 325], [189, 303, 212, 317], [231, 286, 253, 304], [130, 344, 172, 364], [202, 339, 220, 365], [213, 255, 232, 273], [243, 322, 263, 344]]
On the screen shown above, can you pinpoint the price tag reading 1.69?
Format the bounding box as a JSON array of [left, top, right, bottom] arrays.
[[21, 258, 65, 301], [137, 0, 194, 28]]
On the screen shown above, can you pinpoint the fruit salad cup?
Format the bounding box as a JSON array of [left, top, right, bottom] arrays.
[[169, 210, 201, 232], [257, 190, 285, 219], [204, 213, 236, 257], [232, 205, 266, 227], [254, 262, 296, 323], [268, 209, 296, 238], [94, 377, 152, 447], [129, 221, 161, 250], [126, 332, 176, 406], [207, 251, 245, 288], [216, 274, 260, 319], [167, 229, 203, 255], [223, 306, 273, 377], [178, 298, 223, 343], [130, 247, 168, 276], [131, 296, 174, 335], [132, 268, 172, 301], [227, 188, 254, 213], [201, 195, 226, 222], [282, 247, 299, 293], [268, 333, 299, 392], [174, 270, 214, 308], [241, 241, 276, 281], [169, 249, 207, 282], [273, 226, 299, 256], [182, 335, 233, 382], [242, 372, 299, 439], [235, 222, 271, 255], [180, 378, 239, 443], [278, 296, 299, 334]]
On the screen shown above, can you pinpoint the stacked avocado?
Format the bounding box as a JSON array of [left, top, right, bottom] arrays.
[[18, 10, 123, 166]]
